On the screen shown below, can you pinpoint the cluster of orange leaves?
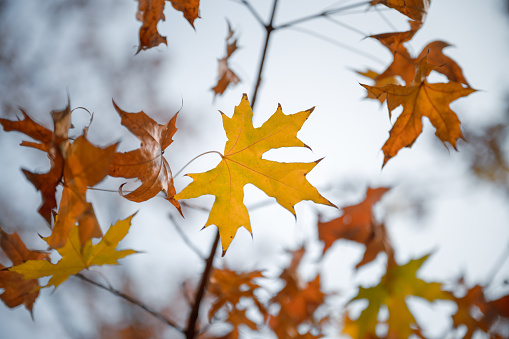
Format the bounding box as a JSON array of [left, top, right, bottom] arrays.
[[1, 1, 508, 338]]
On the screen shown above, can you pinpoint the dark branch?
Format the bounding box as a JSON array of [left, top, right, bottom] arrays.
[[185, 231, 220, 339], [75, 273, 185, 333]]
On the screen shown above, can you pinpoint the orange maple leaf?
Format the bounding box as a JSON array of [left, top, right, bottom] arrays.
[[370, 0, 431, 23], [362, 55, 476, 166], [136, 0, 200, 53], [0, 101, 71, 224], [212, 22, 240, 96], [47, 136, 117, 248], [0, 229, 49, 313], [452, 284, 509, 338], [170, 0, 200, 27], [318, 187, 391, 268], [269, 246, 328, 339], [136, 0, 167, 54], [108, 101, 181, 213]]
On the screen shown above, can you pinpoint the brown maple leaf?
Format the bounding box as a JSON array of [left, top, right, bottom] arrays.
[[0, 228, 49, 313], [170, 0, 200, 27], [362, 55, 476, 166], [269, 246, 328, 339], [108, 101, 181, 213], [370, 0, 431, 23], [452, 284, 509, 338], [212, 22, 240, 96], [136, 0, 167, 54], [318, 187, 392, 268], [0, 101, 72, 224]]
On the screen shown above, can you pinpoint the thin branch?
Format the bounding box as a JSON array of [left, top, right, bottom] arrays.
[[75, 273, 185, 333], [274, 1, 370, 30], [324, 16, 369, 36], [169, 214, 206, 259], [185, 231, 221, 339], [288, 25, 385, 65], [239, 0, 265, 28], [251, 0, 280, 109], [485, 242, 509, 287]]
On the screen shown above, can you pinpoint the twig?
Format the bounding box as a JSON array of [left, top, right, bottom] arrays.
[[288, 25, 385, 65], [239, 0, 265, 28], [250, 0, 280, 110], [185, 231, 221, 339], [75, 273, 185, 334], [169, 214, 206, 259], [274, 1, 370, 30], [324, 16, 368, 36], [485, 242, 509, 287]]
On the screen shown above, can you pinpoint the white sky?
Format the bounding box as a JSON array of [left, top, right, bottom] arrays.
[[1, 0, 509, 338]]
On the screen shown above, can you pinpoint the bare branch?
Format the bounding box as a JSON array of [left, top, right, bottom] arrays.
[[169, 214, 206, 260], [75, 273, 185, 333]]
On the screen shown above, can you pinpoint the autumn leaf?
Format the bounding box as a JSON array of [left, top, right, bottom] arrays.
[[370, 0, 431, 23], [212, 22, 240, 96], [362, 55, 476, 166], [318, 187, 391, 268], [46, 136, 117, 249], [0, 101, 72, 224], [10, 215, 137, 289], [344, 254, 452, 338], [269, 246, 328, 339], [208, 268, 266, 338], [208, 268, 266, 322], [0, 229, 49, 313], [175, 94, 335, 254], [108, 101, 181, 213], [417, 40, 470, 86], [170, 0, 200, 27], [136, 0, 167, 54], [451, 283, 509, 338]]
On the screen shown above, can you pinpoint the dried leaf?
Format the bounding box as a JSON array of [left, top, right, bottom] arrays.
[[136, 0, 167, 54], [0, 229, 49, 313], [363, 55, 476, 166], [370, 0, 431, 23], [108, 101, 181, 213], [170, 0, 200, 27], [212, 22, 240, 96]]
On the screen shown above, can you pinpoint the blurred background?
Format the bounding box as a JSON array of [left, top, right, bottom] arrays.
[[0, 0, 509, 337]]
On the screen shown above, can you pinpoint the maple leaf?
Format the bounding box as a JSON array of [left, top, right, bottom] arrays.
[[451, 284, 509, 338], [417, 40, 470, 86], [108, 101, 181, 213], [170, 0, 200, 27], [0, 229, 49, 313], [10, 215, 137, 289], [269, 246, 328, 339], [0, 101, 72, 224], [212, 22, 240, 96], [318, 187, 391, 268], [208, 268, 266, 322], [362, 55, 476, 166], [370, 0, 431, 23], [136, 0, 167, 54], [344, 254, 452, 339], [175, 94, 335, 254], [46, 136, 117, 249]]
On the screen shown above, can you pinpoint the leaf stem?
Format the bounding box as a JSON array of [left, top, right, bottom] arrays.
[[185, 231, 220, 339], [174, 151, 223, 177], [75, 273, 184, 333]]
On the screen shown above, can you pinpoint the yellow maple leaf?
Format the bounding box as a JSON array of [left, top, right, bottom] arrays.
[[10, 215, 137, 289], [175, 94, 335, 254]]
